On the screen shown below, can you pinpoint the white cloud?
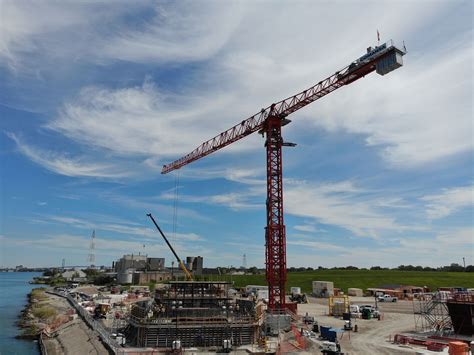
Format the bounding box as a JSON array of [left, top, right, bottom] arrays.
[[102, 193, 211, 223], [421, 185, 473, 219], [46, 81, 258, 163], [0, 2, 141, 72], [102, 2, 244, 64], [179, 167, 265, 186], [43, 215, 204, 242], [293, 225, 317, 233], [284, 180, 407, 238], [435, 227, 473, 246], [312, 40, 473, 167], [287, 239, 346, 253], [286, 227, 474, 267], [7, 132, 130, 178], [2, 233, 168, 257], [164, 178, 421, 238], [160, 190, 262, 211], [5, 1, 470, 175]]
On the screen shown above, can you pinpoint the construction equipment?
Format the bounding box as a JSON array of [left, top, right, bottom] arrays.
[[290, 293, 308, 304], [161, 40, 406, 310], [147, 213, 193, 281]]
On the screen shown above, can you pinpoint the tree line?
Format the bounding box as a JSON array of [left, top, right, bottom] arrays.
[[283, 263, 474, 273]]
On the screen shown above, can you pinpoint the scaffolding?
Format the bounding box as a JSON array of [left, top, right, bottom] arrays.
[[413, 292, 452, 335], [328, 295, 349, 316], [125, 281, 259, 349]]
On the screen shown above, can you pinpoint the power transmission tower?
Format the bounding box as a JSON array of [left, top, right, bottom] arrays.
[[87, 230, 96, 268], [62, 258, 65, 271], [243, 254, 247, 269]]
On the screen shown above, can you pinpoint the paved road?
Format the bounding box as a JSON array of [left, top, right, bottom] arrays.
[[352, 300, 414, 314]]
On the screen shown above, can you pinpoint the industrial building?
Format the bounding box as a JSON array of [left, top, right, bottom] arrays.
[[113, 254, 204, 285], [186, 256, 203, 276], [114, 254, 165, 273]]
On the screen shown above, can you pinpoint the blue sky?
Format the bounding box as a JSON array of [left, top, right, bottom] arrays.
[[0, 1, 472, 268]]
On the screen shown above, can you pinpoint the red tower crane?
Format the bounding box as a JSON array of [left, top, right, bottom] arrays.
[[162, 40, 406, 311]]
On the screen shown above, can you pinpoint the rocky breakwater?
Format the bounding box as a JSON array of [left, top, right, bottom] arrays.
[[17, 288, 74, 339], [17, 288, 111, 355]]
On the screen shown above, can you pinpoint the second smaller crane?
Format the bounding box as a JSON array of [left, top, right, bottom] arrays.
[[147, 213, 193, 281]]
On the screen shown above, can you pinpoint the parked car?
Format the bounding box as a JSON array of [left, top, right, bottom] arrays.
[[377, 294, 397, 302]]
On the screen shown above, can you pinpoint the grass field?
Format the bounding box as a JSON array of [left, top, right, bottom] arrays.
[[204, 270, 474, 293]]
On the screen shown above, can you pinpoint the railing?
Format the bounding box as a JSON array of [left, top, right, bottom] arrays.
[[47, 291, 120, 354]]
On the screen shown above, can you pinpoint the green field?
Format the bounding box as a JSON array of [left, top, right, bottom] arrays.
[[203, 270, 474, 293]]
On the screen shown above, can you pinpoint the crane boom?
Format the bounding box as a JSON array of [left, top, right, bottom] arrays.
[[160, 40, 406, 310], [162, 40, 405, 174], [147, 213, 193, 281]]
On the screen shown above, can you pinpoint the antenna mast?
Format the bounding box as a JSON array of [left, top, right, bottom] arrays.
[[87, 230, 96, 268]]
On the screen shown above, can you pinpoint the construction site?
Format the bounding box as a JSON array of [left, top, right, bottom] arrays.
[[130, 39, 410, 353], [37, 39, 473, 354]]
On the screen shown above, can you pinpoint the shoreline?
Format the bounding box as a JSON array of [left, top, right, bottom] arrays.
[[16, 288, 43, 340], [16, 287, 110, 355]]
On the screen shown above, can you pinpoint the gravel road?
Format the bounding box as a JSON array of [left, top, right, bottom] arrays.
[[298, 296, 419, 354]]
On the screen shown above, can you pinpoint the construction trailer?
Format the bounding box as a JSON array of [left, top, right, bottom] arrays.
[[348, 288, 363, 297], [125, 281, 260, 349], [313, 281, 335, 298]]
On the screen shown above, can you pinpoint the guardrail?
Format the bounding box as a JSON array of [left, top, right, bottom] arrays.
[[47, 291, 120, 354]]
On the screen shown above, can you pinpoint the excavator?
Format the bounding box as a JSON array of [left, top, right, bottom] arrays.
[[146, 213, 193, 281]]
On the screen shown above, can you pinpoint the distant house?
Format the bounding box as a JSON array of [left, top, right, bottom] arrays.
[[62, 268, 87, 281]]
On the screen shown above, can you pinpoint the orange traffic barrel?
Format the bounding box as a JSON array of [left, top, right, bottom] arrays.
[[448, 341, 468, 355]]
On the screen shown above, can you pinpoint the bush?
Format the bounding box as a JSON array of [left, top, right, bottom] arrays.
[[30, 288, 47, 302], [32, 305, 57, 320]]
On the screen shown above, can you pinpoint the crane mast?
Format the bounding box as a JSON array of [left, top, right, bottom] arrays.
[[161, 40, 406, 310]]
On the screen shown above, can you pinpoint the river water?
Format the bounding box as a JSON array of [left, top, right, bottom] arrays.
[[0, 272, 42, 355]]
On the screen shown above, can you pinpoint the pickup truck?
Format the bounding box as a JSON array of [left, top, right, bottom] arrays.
[[377, 294, 397, 302]]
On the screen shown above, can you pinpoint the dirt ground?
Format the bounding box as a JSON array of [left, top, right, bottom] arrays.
[[297, 296, 422, 355], [42, 293, 110, 355]]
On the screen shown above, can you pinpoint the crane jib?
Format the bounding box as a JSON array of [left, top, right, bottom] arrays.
[[161, 45, 404, 174]]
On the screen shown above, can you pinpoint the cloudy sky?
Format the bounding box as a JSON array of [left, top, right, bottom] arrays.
[[1, 0, 472, 268]]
